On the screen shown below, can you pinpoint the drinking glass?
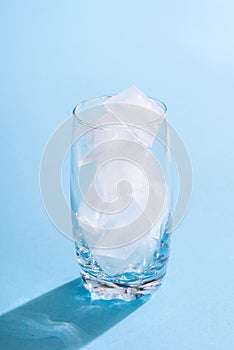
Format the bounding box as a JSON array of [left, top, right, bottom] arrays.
[[70, 95, 172, 301]]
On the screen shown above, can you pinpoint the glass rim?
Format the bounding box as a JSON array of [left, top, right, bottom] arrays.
[[73, 95, 167, 129]]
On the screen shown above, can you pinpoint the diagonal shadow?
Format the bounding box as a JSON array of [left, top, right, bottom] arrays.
[[0, 278, 148, 349]]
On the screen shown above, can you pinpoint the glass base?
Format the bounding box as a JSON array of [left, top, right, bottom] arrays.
[[81, 273, 165, 301]]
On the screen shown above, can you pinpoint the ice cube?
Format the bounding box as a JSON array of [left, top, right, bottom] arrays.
[[90, 228, 161, 276], [103, 85, 166, 147], [105, 86, 163, 114]]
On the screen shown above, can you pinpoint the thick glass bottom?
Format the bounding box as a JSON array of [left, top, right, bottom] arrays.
[[81, 271, 166, 301], [76, 230, 170, 301]]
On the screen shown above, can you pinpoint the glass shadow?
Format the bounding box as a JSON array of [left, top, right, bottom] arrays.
[[0, 278, 148, 349]]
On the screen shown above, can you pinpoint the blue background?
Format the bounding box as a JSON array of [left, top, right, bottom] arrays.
[[1, 0, 234, 349]]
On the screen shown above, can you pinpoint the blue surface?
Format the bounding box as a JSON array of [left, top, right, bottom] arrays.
[[1, 0, 234, 349]]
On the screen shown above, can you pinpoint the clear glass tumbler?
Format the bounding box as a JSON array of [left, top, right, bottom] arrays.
[[70, 94, 172, 301]]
